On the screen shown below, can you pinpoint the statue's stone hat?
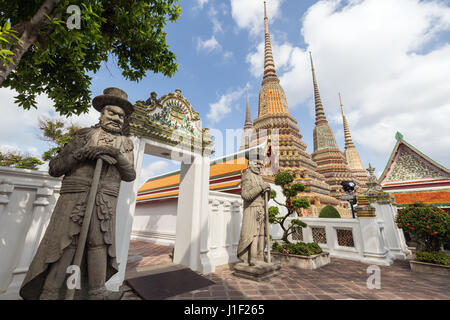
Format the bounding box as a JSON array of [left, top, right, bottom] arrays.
[[92, 87, 134, 116]]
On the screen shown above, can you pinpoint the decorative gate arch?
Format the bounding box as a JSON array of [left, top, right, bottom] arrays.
[[106, 89, 214, 291]]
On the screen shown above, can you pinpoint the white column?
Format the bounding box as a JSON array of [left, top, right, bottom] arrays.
[[374, 203, 411, 259], [358, 216, 392, 266], [173, 154, 211, 273], [106, 136, 144, 291]]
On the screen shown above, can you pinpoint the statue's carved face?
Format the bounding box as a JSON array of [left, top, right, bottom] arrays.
[[248, 161, 261, 174], [100, 105, 125, 133]]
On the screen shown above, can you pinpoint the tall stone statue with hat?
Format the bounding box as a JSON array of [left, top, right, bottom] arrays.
[[20, 88, 136, 300]]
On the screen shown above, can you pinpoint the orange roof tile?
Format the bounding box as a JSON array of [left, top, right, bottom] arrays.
[[394, 190, 450, 205], [138, 156, 247, 194]]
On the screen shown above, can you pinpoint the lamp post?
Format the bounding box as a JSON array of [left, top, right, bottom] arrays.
[[341, 181, 357, 218]]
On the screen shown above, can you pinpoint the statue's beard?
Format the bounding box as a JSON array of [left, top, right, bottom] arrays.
[[100, 121, 122, 134]]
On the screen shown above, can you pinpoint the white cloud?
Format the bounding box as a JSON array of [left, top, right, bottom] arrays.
[[139, 160, 170, 185], [197, 35, 222, 53], [207, 87, 246, 124], [230, 0, 284, 35], [195, 0, 209, 10], [209, 6, 223, 34], [0, 87, 102, 167], [246, 0, 450, 168]]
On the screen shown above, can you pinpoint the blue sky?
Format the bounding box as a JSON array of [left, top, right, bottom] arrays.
[[1, 0, 450, 185]]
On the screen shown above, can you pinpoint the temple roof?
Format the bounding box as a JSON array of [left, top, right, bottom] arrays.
[[379, 132, 450, 187], [137, 149, 252, 203]]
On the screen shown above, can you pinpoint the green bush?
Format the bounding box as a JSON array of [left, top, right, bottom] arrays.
[[272, 242, 323, 256], [396, 202, 450, 252], [319, 205, 341, 218], [416, 251, 450, 265]]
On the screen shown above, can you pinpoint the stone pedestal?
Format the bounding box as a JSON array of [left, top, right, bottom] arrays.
[[232, 261, 280, 282]]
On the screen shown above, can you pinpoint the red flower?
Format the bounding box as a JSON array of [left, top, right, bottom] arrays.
[[426, 225, 430, 229]]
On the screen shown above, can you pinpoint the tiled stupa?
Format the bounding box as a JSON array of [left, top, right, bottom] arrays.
[[309, 52, 356, 198], [251, 2, 332, 196], [241, 1, 350, 215], [339, 93, 369, 188]]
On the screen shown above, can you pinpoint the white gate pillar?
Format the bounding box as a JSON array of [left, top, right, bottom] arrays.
[[173, 154, 211, 273]]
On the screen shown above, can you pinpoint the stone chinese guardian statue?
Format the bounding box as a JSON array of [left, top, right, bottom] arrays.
[[19, 88, 136, 300], [237, 159, 271, 266]]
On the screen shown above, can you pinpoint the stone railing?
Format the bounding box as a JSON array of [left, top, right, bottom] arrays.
[[200, 191, 242, 273], [0, 167, 61, 300]]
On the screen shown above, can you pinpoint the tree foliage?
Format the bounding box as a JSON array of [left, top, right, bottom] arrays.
[[396, 202, 450, 253], [0, 150, 43, 170], [39, 117, 81, 161], [269, 171, 310, 243], [0, 0, 180, 115]]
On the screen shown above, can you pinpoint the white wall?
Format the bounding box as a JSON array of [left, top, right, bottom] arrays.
[[130, 191, 243, 273], [131, 199, 178, 246]]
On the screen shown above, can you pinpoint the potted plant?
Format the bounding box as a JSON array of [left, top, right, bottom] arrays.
[[396, 202, 450, 276], [268, 171, 330, 269]]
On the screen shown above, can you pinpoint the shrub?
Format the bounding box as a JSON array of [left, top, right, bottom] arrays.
[[272, 242, 323, 256], [269, 171, 310, 243], [319, 205, 341, 218], [416, 251, 450, 265], [396, 202, 450, 252]]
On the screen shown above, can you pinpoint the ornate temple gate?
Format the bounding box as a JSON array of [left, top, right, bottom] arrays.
[[106, 90, 213, 291]]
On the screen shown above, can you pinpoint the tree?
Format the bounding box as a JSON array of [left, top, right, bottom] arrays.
[[39, 117, 81, 161], [268, 171, 310, 243], [0, 0, 180, 115], [0, 150, 43, 170]]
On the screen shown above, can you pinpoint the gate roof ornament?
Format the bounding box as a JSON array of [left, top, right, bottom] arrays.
[[129, 89, 213, 155]]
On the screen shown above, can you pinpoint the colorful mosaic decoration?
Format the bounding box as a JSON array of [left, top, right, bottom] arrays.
[[385, 145, 448, 182], [129, 89, 213, 155]]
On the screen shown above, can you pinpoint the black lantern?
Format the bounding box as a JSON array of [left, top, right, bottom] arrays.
[[341, 181, 357, 218]]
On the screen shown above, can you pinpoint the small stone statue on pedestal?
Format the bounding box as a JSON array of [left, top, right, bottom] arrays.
[[234, 158, 280, 281], [19, 88, 136, 300]]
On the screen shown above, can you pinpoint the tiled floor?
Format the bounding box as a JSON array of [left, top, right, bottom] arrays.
[[121, 240, 450, 300]]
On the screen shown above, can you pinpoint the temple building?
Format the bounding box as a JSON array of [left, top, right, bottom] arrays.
[[339, 93, 369, 187], [379, 132, 450, 212], [309, 52, 357, 198]]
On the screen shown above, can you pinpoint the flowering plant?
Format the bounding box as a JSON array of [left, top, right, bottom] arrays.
[[396, 202, 450, 252]]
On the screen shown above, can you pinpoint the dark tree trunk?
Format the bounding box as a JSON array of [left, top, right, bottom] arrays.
[[0, 0, 60, 84]]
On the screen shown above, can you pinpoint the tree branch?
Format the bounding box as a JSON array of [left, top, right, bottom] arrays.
[[0, 0, 61, 84]]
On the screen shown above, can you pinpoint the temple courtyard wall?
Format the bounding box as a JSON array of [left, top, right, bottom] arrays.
[[0, 167, 411, 299]]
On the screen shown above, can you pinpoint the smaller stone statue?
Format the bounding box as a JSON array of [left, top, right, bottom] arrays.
[[234, 157, 280, 281], [237, 159, 271, 266]]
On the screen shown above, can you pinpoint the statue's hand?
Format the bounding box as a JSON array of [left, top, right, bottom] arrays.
[[84, 146, 120, 160], [99, 154, 117, 165]]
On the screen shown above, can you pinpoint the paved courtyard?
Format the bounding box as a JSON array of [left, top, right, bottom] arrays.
[[122, 241, 450, 300]]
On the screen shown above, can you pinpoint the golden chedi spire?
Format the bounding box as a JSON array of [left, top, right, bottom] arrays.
[[339, 93, 369, 186], [309, 52, 356, 198], [252, 2, 332, 198]]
